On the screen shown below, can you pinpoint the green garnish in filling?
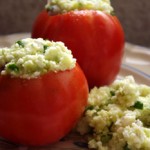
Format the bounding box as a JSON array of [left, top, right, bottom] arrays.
[[110, 90, 115, 96], [43, 45, 49, 53], [16, 40, 24, 47], [7, 64, 19, 72], [133, 101, 143, 110]]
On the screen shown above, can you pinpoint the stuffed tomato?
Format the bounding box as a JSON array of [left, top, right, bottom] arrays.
[[32, 0, 125, 88], [0, 38, 88, 146]]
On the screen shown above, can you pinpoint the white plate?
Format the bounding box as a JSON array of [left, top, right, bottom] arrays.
[[119, 64, 150, 86], [123, 43, 150, 75]]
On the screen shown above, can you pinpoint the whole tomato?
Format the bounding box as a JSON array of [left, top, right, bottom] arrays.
[[32, 10, 124, 88], [0, 64, 88, 146]]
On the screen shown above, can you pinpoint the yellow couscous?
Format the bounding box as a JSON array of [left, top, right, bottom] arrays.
[[0, 38, 76, 79], [77, 76, 150, 150]]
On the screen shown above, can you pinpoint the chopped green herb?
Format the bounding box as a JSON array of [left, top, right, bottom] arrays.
[[16, 40, 24, 47], [133, 101, 143, 109], [7, 64, 19, 72], [43, 45, 49, 52], [78, 2, 83, 9], [110, 90, 115, 96]]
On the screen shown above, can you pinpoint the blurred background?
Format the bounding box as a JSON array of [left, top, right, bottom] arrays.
[[0, 0, 150, 47]]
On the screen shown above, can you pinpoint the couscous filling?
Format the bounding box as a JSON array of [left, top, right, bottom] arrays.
[[0, 38, 76, 79], [45, 0, 114, 15]]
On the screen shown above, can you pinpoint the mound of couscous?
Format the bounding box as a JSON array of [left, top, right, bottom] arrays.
[[0, 38, 76, 79], [77, 76, 150, 150]]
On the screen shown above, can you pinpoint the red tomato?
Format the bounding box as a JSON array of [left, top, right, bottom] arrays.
[[32, 10, 125, 88], [0, 64, 88, 146]]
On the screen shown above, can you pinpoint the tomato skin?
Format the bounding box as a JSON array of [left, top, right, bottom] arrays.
[[32, 10, 125, 88], [0, 64, 88, 146]]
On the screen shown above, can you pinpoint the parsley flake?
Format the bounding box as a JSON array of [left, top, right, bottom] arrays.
[[7, 64, 19, 72], [110, 90, 115, 96], [133, 101, 143, 110], [16, 40, 24, 47], [43, 45, 49, 53]]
